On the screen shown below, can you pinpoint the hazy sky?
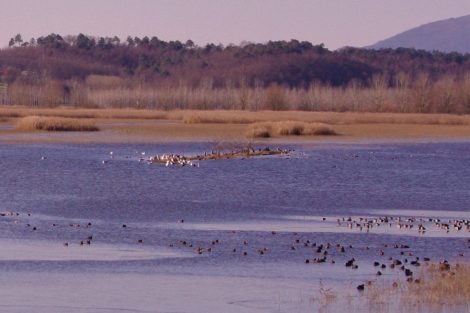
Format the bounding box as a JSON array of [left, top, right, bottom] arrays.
[[1, 0, 470, 49]]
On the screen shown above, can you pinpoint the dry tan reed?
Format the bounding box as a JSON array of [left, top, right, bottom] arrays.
[[16, 116, 99, 131], [246, 123, 271, 138], [246, 121, 337, 138], [182, 112, 254, 124], [0, 106, 174, 120], [275, 121, 305, 136], [2, 106, 470, 128], [363, 263, 470, 313], [403, 263, 470, 306], [305, 123, 338, 136], [179, 110, 470, 126]]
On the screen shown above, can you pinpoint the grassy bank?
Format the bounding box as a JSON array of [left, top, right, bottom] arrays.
[[0, 106, 175, 120], [1, 106, 470, 143], [15, 116, 99, 132], [2, 106, 470, 125]]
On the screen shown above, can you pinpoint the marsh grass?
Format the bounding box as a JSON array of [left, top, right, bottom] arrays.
[[403, 263, 470, 306], [275, 121, 306, 136], [316, 282, 339, 313], [0, 107, 175, 120], [362, 263, 470, 313], [305, 263, 470, 313], [16, 116, 99, 132], [182, 112, 254, 124], [304, 123, 338, 136], [1, 106, 470, 127], [180, 110, 470, 125], [246, 121, 337, 138], [246, 123, 272, 138]]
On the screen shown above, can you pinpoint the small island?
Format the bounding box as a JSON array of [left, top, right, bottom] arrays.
[[149, 147, 291, 166]]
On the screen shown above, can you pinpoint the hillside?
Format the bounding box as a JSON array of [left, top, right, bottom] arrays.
[[1, 33, 469, 90], [369, 14, 470, 53]]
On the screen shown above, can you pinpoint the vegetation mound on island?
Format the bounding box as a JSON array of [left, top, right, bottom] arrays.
[[15, 115, 99, 131], [246, 121, 337, 138]]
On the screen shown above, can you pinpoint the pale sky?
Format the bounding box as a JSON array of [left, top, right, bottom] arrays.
[[1, 0, 470, 50]]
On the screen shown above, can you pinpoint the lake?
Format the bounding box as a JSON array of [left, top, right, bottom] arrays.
[[0, 141, 469, 313]]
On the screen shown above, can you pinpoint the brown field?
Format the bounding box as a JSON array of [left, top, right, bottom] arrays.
[[1, 106, 470, 143]]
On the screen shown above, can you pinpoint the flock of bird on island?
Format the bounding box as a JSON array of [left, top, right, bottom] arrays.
[[101, 151, 200, 167], [3, 148, 468, 292], [95, 146, 292, 167]]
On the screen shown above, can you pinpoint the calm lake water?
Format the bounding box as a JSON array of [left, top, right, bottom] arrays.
[[0, 141, 469, 313]]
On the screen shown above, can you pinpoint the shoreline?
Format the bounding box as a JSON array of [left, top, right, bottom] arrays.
[[1, 108, 470, 144]]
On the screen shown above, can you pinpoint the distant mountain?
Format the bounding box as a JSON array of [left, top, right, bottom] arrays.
[[369, 14, 470, 53]]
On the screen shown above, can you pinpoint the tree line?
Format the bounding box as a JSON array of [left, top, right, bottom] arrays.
[[2, 33, 470, 113], [2, 33, 470, 87]]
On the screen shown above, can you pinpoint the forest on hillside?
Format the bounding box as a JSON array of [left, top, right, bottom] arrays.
[[1, 33, 470, 113]]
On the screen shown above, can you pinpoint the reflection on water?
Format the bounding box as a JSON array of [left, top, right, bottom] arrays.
[[0, 141, 469, 312], [0, 239, 189, 261], [0, 272, 323, 313]]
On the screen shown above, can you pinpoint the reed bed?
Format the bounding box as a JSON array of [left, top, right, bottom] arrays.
[[16, 116, 99, 132], [182, 112, 254, 124], [180, 110, 470, 126], [363, 263, 470, 313], [0, 106, 176, 120], [403, 263, 470, 306], [2, 106, 470, 128], [311, 263, 470, 313], [246, 121, 337, 138]]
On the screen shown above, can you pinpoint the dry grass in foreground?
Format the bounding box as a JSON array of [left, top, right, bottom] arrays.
[[246, 121, 337, 138], [403, 263, 470, 306], [16, 116, 99, 132], [365, 263, 470, 313]]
